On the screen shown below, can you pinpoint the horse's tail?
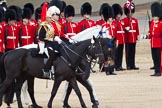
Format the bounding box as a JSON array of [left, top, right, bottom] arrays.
[[0, 52, 8, 84]]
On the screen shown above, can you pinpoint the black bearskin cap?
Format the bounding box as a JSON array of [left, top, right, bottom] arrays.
[[123, 2, 135, 15], [61, 1, 66, 12], [49, 0, 63, 11], [8, 5, 22, 21], [102, 5, 114, 21], [24, 3, 34, 14], [5, 9, 17, 22], [35, 7, 42, 21], [112, 3, 123, 17], [99, 3, 109, 16], [81, 2, 92, 16], [151, 2, 161, 18], [64, 5, 75, 18], [22, 8, 32, 19], [40, 2, 49, 7]]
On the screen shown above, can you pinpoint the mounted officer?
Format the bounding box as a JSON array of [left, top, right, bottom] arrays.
[[38, 3, 64, 79]]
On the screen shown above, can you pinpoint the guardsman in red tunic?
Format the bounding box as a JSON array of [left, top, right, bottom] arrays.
[[96, 3, 109, 26], [24, 3, 38, 43], [59, 1, 66, 25], [5, 9, 20, 52], [35, 6, 42, 43], [123, 1, 139, 70], [20, 8, 36, 46], [101, 5, 117, 75], [62, 5, 77, 40], [148, 2, 162, 76], [77, 2, 95, 33], [112, 3, 126, 71]]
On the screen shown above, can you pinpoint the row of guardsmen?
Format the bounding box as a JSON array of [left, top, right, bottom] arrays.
[[0, 0, 161, 76]]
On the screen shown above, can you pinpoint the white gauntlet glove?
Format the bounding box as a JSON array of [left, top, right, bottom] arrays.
[[54, 36, 62, 44]]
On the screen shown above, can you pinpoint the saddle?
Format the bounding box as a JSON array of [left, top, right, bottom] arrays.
[[29, 48, 48, 58]]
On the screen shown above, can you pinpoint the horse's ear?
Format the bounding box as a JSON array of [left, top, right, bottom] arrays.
[[91, 36, 95, 44]]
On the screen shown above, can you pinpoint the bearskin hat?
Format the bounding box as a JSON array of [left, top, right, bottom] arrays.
[[123, 2, 135, 15], [5, 9, 17, 22], [99, 3, 109, 16], [0, 6, 5, 22], [35, 7, 42, 21], [112, 3, 123, 17], [24, 3, 34, 15], [64, 5, 75, 18], [151, 2, 161, 18], [81, 2, 92, 16], [8, 5, 22, 21], [61, 1, 66, 12], [22, 8, 32, 19], [49, 0, 63, 12], [102, 5, 114, 21]]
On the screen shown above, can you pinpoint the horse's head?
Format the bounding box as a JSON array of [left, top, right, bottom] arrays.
[[99, 37, 116, 64], [87, 36, 104, 63]]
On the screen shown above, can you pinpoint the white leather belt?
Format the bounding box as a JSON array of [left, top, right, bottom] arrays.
[[7, 36, 16, 39], [21, 36, 31, 39], [117, 31, 125, 33], [129, 30, 136, 33], [66, 33, 76, 36]]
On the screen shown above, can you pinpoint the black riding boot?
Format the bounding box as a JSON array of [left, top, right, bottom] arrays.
[[43, 48, 58, 79]]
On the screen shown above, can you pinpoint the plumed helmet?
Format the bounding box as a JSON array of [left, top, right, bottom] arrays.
[[5, 9, 17, 22], [64, 5, 75, 18], [49, 0, 63, 12], [48, 6, 60, 16], [24, 3, 34, 15], [41, 2, 49, 22], [61, 1, 66, 12], [81, 2, 92, 16], [0, 6, 5, 22], [102, 5, 114, 21], [8, 5, 22, 21], [35, 7, 42, 21], [123, 2, 135, 15], [22, 8, 32, 19], [151, 2, 161, 18], [112, 3, 123, 17], [99, 3, 109, 16]]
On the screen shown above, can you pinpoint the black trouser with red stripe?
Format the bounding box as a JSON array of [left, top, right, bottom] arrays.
[[115, 44, 124, 68], [125, 43, 136, 68], [151, 48, 160, 74]]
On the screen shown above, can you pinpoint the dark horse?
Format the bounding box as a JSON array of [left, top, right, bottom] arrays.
[[62, 38, 116, 108], [0, 38, 104, 108]]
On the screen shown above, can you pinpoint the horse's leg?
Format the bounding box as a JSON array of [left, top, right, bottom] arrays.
[[0, 78, 14, 106], [15, 79, 26, 108], [78, 78, 99, 108], [27, 77, 43, 108], [21, 80, 30, 105], [62, 82, 72, 108], [48, 79, 62, 108], [68, 78, 87, 108]]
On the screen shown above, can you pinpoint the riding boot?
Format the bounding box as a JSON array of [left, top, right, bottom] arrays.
[[43, 48, 58, 79]]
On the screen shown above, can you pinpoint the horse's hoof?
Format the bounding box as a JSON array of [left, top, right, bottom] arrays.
[[92, 104, 98, 108], [28, 105, 43, 108], [63, 105, 71, 108]]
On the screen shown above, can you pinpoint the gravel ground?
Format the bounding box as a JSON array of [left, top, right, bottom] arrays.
[[1, 4, 162, 108]]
